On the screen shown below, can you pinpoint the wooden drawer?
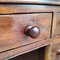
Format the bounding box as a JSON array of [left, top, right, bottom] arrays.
[[0, 13, 52, 53], [53, 13, 60, 36], [51, 43, 60, 60]]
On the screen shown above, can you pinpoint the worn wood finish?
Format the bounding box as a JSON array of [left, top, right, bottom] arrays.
[[0, 37, 50, 60], [0, 35, 60, 60], [44, 35, 60, 60], [53, 13, 60, 36], [50, 43, 60, 60], [0, 1, 60, 60], [44, 45, 52, 60], [51, 13, 57, 37], [44, 44, 60, 60], [0, 5, 60, 14], [0, 0, 60, 5], [0, 13, 52, 53], [9, 47, 45, 60]]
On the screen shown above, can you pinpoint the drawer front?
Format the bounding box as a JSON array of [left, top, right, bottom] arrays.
[[0, 13, 52, 52], [51, 43, 60, 60], [54, 13, 60, 36]]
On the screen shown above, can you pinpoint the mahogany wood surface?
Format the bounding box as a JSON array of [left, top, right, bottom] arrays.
[[0, 2, 59, 60], [0, 13, 52, 53]]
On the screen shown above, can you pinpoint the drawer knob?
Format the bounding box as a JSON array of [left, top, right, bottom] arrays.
[[24, 25, 40, 39]]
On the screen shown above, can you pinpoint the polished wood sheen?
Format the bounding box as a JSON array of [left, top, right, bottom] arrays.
[[0, 13, 52, 53], [0, 0, 60, 6], [0, 5, 60, 14], [0, 1, 60, 60]]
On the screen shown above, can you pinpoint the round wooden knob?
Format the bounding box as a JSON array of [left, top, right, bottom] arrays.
[[24, 25, 40, 39]]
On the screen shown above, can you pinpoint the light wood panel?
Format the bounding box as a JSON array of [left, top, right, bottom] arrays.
[[44, 45, 52, 60], [50, 43, 60, 60], [52, 13, 60, 37], [54, 13, 60, 36]]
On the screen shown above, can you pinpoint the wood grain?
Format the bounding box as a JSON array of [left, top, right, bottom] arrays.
[[0, 5, 60, 14], [0, 13, 52, 53], [51, 13, 57, 37], [44, 45, 52, 60], [0, 2, 59, 60], [54, 13, 60, 36], [0, 0, 60, 5], [0, 35, 60, 60], [50, 43, 60, 60]]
